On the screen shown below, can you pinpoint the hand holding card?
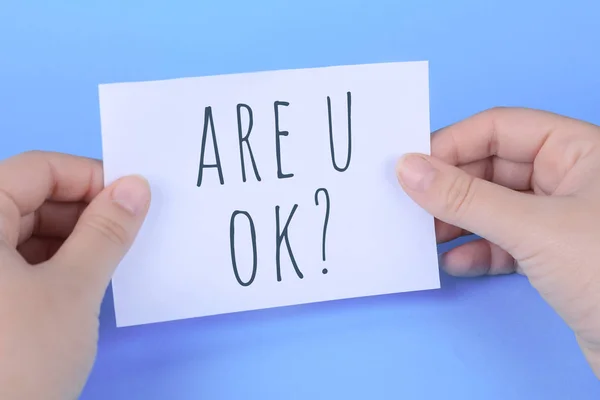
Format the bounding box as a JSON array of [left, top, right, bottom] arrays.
[[99, 61, 439, 327]]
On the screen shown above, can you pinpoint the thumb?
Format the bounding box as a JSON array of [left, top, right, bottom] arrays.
[[52, 175, 151, 303], [396, 153, 536, 251]]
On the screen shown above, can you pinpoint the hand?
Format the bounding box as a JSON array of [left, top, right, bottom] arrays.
[[396, 107, 600, 377], [0, 151, 150, 399]]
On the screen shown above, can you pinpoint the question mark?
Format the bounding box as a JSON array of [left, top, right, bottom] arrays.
[[314, 187, 331, 274]]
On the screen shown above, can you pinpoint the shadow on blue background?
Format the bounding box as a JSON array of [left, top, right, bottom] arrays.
[[1, 1, 599, 398]]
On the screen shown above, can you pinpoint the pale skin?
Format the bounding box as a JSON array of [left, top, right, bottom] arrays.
[[0, 152, 151, 399], [0, 108, 599, 399]]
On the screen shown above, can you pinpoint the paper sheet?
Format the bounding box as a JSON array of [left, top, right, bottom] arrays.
[[99, 61, 439, 327]]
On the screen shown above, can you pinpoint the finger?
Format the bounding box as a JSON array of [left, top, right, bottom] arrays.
[[0, 151, 103, 246], [51, 175, 151, 304], [0, 151, 103, 212], [435, 218, 471, 243], [460, 157, 533, 191], [18, 202, 88, 244], [441, 238, 516, 277], [431, 107, 597, 165], [435, 157, 532, 244], [17, 237, 63, 265], [396, 153, 541, 252]]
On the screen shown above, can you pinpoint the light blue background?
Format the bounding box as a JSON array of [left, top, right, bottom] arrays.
[[2, 1, 599, 398]]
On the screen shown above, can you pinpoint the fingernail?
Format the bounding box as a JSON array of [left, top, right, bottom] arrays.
[[111, 176, 151, 215], [396, 154, 436, 192]]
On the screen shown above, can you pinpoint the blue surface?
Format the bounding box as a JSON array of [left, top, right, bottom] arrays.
[[2, 0, 600, 398]]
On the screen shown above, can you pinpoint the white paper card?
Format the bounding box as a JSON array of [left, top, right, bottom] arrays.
[[99, 61, 439, 327]]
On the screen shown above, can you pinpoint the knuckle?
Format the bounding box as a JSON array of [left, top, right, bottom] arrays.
[[479, 107, 505, 128], [444, 173, 478, 218], [486, 106, 506, 114], [21, 149, 44, 158], [483, 106, 508, 119], [18, 150, 49, 165], [84, 213, 130, 246]]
